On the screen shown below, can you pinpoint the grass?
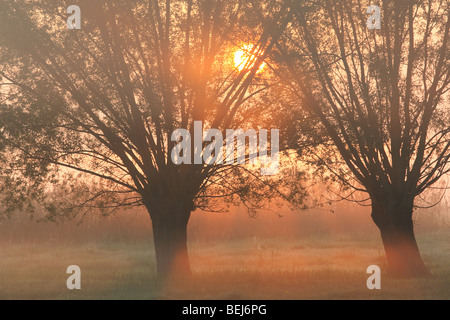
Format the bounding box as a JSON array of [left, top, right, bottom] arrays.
[[1, 231, 450, 300]]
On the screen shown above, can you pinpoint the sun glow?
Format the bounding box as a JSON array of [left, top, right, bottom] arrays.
[[233, 44, 266, 73]]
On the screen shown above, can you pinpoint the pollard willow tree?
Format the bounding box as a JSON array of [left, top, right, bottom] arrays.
[[0, 0, 290, 281], [276, 0, 449, 276]]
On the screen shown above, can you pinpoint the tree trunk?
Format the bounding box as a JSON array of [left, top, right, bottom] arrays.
[[371, 198, 430, 278], [147, 203, 192, 283]]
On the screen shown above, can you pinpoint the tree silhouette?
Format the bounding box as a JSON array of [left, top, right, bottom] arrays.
[[277, 0, 449, 276], [0, 0, 289, 282]]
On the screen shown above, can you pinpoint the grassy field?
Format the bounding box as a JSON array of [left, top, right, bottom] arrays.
[[1, 231, 450, 300]]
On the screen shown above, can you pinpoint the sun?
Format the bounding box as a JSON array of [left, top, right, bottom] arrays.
[[234, 44, 266, 73]]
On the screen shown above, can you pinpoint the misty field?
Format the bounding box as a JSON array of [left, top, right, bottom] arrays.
[[1, 207, 450, 300]]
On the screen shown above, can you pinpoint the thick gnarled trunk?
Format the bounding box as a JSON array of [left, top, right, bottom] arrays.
[[145, 198, 193, 283], [152, 214, 191, 281], [371, 198, 430, 278]]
